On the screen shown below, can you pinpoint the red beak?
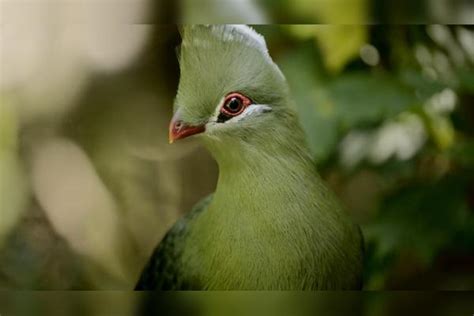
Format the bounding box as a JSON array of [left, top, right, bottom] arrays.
[[169, 112, 205, 144]]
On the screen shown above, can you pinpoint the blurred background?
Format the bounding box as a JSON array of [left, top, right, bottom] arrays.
[[1, 0, 474, 297]]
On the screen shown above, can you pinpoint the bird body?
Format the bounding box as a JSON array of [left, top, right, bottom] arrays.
[[136, 25, 363, 290]]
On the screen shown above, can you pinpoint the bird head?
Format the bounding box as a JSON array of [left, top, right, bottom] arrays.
[[169, 25, 290, 146]]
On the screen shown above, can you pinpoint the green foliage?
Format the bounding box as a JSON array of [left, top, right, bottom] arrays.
[[0, 99, 28, 249], [327, 73, 417, 127], [272, 24, 474, 289], [289, 25, 368, 73], [365, 175, 470, 262]]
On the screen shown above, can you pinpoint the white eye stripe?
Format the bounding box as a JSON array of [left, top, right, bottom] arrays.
[[239, 104, 271, 119], [218, 104, 272, 124], [209, 96, 227, 121]]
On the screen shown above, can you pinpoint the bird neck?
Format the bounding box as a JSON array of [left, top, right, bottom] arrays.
[[202, 110, 321, 219], [181, 111, 360, 289]]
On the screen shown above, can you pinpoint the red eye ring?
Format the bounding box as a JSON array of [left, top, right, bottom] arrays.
[[220, 92, 252, 117]]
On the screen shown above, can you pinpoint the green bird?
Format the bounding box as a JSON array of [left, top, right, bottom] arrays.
[[135, 25, 363, 290]]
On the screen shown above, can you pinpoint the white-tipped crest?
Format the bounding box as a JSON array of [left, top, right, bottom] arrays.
[[184, 25, 271, 60], [215, 25, 268, 52]]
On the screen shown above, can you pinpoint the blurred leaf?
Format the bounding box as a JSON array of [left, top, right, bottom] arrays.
[[182, 0, 267, 23], [364, 175, 470, 265], [457, 68, 474, 93], [67, 80, 192, 265], [31, 138, 135, 287], [278, 42, 338, 162], [313, 26, 367, 74], [280, 47, 420, 162], [289, 0, 368, 23], [0, 97, 18, 151], [450, 141, 474, 169], [329, 73, 419, 128], [0, 98, 28, 248], [399, 68, 446, 100], [289, 25, 367, 73], [425, 112, 455, 150], [287, 0, 368, 72]]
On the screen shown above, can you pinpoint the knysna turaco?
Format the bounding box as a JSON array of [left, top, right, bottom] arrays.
[[136, 25, 363, 290]]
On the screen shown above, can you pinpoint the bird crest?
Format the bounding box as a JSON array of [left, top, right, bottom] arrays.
[[178, 25, 272, 61]]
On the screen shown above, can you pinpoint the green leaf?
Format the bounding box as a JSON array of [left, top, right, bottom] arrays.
[[287, 1, 369, 73], [328, 73, 419, 128], [288, 25, 367, 74], [0, 97, 29, 248], [278, 42, 338, 162], [458, 68, 474, 93], [399, 68, 446, 101], [364, 175, 470, 264]]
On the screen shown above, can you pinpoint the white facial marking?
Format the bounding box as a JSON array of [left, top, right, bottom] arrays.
[[207, 100, 271, 128], [228, 104, 272, 123]]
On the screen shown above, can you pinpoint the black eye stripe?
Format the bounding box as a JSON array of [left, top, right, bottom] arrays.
[[217, 113, 231, 123]]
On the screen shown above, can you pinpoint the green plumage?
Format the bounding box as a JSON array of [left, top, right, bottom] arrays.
[[136, 25, 363, 290]]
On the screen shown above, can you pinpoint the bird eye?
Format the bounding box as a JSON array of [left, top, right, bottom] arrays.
[[223, 97, 243, 114], [219, 93, 251, 119]]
